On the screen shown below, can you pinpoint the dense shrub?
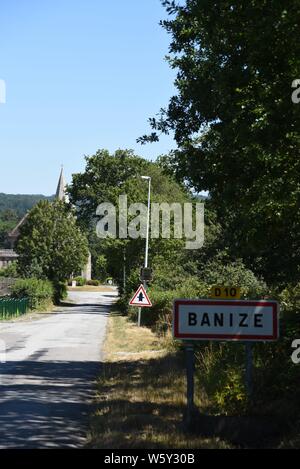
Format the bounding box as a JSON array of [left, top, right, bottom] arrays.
[[279, 283, 300, 323], [73, 276, 87, 286], [127, 258, 267, 331], [11, 278, 54, 310], [196, 342, 248, 415], [247, 283, 300, 418], [0, 262, 18, 278], [125, 257, 275, 416], [120, 249, 293, 417], [128, 277, 210, 331], [87, 279, 100, 286], [193, 283, 300, 417], [52, 281, 67, 304], [198, 255, 269, 299]]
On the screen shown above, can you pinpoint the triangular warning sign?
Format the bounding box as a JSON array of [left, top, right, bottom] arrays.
[[129, 284, 152, 307]]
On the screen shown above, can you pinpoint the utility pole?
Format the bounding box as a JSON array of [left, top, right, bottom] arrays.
[[141, 176, 151, 269], [138, 176, 151, 327]]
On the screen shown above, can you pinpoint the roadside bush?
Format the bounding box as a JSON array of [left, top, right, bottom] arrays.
[[194, 282, 300, 418], [246, 283, 300, 420], [199, 255, 269, 299], [11, 278, 54, 310], [128, 277, 210, 331], [141, 258, 271, 415], [0, 262, 18, 278], [278, 282, 300, 321], [121, 252, 282, 417], [73, 276, 86, 286], [87, 279, 100, 286], [53, 281, 67, 304], [195, 342, 249, 415]]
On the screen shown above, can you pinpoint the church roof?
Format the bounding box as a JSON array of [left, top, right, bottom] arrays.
[[8, 167, 67, 243], [8, 213, 29, 237], [56, 167, 67, 201]]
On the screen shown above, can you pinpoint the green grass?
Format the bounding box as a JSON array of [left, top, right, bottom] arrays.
[[88, 313, 231, 449]]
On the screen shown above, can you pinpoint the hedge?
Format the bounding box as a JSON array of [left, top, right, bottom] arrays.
[[11, 278, 54, 310]]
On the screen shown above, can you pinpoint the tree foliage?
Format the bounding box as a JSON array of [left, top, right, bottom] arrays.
[[16, 200, 89, 284], [0, 209, 19, 247], [141, 0, 300, 284], [68, 149, 192, 287]]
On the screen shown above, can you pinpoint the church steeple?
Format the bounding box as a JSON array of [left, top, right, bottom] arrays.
[[56, 166, 67, 201]]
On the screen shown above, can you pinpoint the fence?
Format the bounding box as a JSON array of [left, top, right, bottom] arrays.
[[0, 297, 29, 320]]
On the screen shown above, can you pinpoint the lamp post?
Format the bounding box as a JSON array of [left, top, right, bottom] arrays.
[[138, 176, 151, 327], [141, 176, 151, 269]]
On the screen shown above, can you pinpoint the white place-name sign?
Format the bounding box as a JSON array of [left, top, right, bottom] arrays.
[[173, 300, 279, 342]]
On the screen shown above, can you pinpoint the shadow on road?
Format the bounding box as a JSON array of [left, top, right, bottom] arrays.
[[51, 303, 112, 318], [0, 291, 116, 448], [0, 360, 102, 448]]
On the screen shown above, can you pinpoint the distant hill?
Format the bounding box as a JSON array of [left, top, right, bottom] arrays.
[[0, 193, 54, 248], [0, 193, 53, 217]]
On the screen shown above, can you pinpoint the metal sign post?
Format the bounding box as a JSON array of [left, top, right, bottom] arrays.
[[129, 284, 152, 327], [173, 298, 279, 422], [245, 342, 253, 399], [140, 280, 147, 328], [185, 343, 195, 425]]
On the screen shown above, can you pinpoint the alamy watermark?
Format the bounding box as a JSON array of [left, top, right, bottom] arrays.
[[96, 195, 204, 250], [291, 339, 300, 364], [291, 79, 300, 104], [0, 79, 6, 104]]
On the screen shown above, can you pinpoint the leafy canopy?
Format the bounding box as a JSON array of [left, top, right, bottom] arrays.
[[140, 0, 300, 284], [16, 200, 89, 282], [68, 148, 192, 286]]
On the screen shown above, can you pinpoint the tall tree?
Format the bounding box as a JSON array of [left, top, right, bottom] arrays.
[[68, 149, 191, 287], [68, 149, 150, 228], [16, 200, 89, 283], [140, 0, 300, 284]]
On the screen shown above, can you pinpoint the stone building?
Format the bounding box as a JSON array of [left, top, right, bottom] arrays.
[[0, 168, 92, 280]]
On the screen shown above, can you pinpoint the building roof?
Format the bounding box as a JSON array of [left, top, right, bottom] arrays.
[[6, 167, 68, 247], [56, 167, 67, 201], [8, 213, 29, 238]]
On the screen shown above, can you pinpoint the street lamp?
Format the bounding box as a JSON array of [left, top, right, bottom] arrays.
[[137, 176, 151, 328], [141, 176, 151, 269]]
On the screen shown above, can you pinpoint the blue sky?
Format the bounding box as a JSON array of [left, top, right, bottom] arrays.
[[0, 0, 176, 195]]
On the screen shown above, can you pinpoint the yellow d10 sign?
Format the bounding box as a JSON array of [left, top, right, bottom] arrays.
[[211, 286, 241, 300]]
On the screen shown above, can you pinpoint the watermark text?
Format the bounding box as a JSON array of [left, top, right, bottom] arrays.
[[0, 79, 6, 104], [291, 79, 300, 104], [96, 196, 204, 250]]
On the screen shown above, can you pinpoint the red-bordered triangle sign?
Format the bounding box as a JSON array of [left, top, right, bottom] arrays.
[[129, 284, 152, 307]]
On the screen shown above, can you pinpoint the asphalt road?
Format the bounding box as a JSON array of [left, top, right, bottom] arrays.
[[0, 290, 117, 448]]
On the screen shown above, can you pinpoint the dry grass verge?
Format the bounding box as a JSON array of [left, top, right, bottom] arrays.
[[67, 285, 116, 293], [88, 313, 231, 449]]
